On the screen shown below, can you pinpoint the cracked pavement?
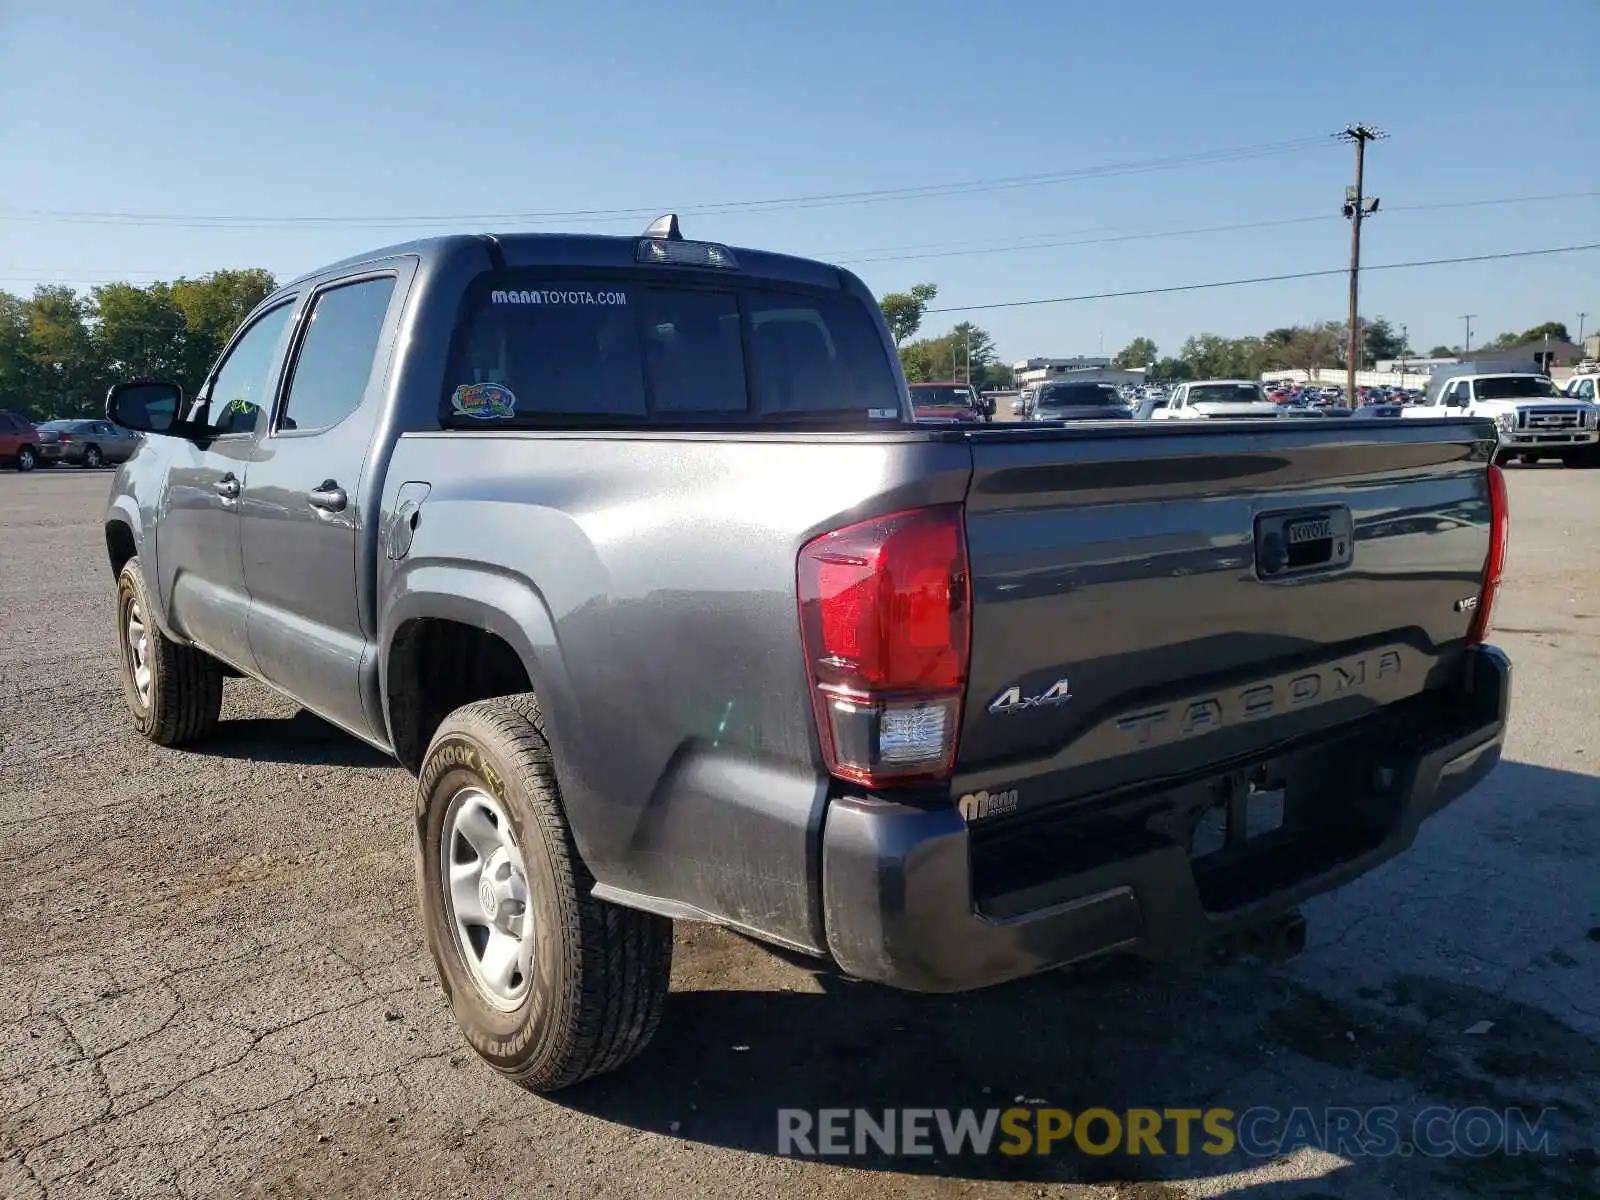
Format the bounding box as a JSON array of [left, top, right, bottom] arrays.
[[0, 467, 1596, 1199]]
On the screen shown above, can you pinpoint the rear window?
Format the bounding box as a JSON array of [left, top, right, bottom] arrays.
[[443, 278, 901, 427], [910, 385, 975, 409], [1189, 383, 1265, 405], [1038, 383, 1121, 407]]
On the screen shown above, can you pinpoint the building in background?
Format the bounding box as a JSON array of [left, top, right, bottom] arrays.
[[1012, 356, 1111, 385]]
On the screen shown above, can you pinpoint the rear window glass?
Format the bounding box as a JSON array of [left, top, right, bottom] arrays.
[[1038, 383, 1121, 406], [443, 278, 900, 426], [1189, 383, 1265, 405], [910, 385, 975, 408]]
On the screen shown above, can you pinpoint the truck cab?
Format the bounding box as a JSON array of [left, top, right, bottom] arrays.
[[1404, 366, 1599, 466]]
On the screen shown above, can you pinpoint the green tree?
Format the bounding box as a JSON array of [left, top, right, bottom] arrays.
[[1151, 357, 1192, 383], [1112, 337, 1158, 370], [949, 321, 997, 383], [0, 292, 38, 414], [1361, 317, 1405, 362], [92, 282, 190, 383], [1428, 345, 1457, 358], [26, 286, 102, 420], [1518, 320, 1571, 343], [170, 269, 277, 393], [1180, 334, 1265, 380], [878, 282, 938, 346], [1266, 324, 1342, 373]]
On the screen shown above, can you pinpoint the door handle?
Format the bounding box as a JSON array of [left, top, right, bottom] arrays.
[[214, 474, 240, 499], [308, 480, 348, 513]]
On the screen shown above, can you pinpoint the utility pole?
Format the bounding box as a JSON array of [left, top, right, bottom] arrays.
[[965, 325, 972, 385], [1400, 322, 1409, 374], [1339, 124, 1385, 402], [1461, 314, 1476, 356], [1579, 312, 1588, 349]]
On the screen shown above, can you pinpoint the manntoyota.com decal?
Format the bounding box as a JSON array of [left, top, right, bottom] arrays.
[[491, 288, 627, 306]]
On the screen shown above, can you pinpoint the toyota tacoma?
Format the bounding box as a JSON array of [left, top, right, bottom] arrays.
[[102, 218, 1511, 1092]]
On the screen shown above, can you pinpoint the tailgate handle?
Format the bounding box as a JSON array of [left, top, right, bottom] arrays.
[[1256, 506, 1352, 579]]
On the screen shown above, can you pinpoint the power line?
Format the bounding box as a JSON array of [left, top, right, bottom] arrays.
[[8, 187, 1600, 287], [922, 242, 1600, 314], [0, 138, 1332, 229]]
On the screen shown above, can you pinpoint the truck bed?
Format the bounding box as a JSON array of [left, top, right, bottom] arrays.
[[381, 414, 1499, 956]]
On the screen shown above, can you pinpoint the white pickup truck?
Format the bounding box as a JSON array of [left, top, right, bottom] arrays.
[[1151, 379, 1284, 420], [1402, 368, 1599, 466]]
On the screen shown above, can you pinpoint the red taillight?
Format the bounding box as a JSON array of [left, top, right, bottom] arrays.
[[58, 434, 71, 443], [798, 505, 971, 787], [1468, 463, 1508, 645]]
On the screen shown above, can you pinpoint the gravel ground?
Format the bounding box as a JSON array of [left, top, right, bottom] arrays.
[[0, 465, 1595, 1200]]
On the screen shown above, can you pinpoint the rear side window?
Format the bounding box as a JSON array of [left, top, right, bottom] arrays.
[[443, 278, 899, 426]]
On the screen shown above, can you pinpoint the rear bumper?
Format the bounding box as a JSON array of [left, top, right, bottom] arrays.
[[821, 644, 1510, 992], [38, 443, 83, 463]]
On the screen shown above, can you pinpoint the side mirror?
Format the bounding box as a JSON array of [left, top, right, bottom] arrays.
[[106, 380, 184, 435]]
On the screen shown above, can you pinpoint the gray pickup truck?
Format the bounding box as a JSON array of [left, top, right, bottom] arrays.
[[103, 218, 1511, 1092]]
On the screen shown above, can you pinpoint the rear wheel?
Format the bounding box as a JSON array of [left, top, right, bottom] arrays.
[[114, 558, 224, 745], [417, 695, 673, 1092], [16, 446, 36, 472]]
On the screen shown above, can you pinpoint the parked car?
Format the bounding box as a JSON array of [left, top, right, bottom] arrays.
[[1351, 404, 1405, 419], [102, 220, 1510, 1093], [1151, 380, 1283, 420], [909, 381, 986, 423], [0, 409, 41, 471], [1131, 394, 1170, 419], [35, 418, 141, 468], [1029, 380, 1132, 421], [1403, 363, 1599, 466]]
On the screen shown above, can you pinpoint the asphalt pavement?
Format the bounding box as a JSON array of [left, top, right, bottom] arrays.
[[1, 465, 1596, 1199]]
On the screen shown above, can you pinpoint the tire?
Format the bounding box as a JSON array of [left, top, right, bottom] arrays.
[[417, 695, 672, 1093], [16, 446, 36, 472], [83, 445, 103, 469], [1493, 449, 1514, 466], [1520, 453, 1540, 465], [114, 558, 224, 745]]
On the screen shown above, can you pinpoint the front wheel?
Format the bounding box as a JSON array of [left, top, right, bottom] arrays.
[[114, 558, 224, 745], [16, 446, 36, 472], [83, 445, 103, 469], [417, 695, 673, 1093]]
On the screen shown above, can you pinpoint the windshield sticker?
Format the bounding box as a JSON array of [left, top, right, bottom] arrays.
[[491, 288, 627, 306], [451, 382, 517, 420], [868, 408, 899, 419]]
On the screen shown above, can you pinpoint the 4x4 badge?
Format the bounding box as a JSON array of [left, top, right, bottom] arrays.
[[988, 678, 1072, 714]]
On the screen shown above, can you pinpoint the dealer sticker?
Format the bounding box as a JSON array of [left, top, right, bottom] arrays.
[[451, 382, 517, 420]]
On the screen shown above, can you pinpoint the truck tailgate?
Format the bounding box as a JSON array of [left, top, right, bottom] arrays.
[[955, 419, 1495, 813]]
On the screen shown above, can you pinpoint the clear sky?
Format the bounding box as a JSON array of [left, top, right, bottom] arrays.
[[2, 0, 1596, 363]]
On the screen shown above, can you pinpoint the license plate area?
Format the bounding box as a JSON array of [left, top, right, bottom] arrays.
[[1255, 506, 1353, 579], [1189, 778, 1286, 860]]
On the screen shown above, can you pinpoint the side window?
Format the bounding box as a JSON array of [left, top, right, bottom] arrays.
[[208, 303, 296, 435], [278, 278, 397, 433], [1577, 379, 1595, 401]]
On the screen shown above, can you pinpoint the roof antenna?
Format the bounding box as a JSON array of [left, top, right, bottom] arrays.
[[644, 213, 683, 241]]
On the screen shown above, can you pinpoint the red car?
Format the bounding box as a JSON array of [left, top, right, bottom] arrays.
[[0, 409, 41, 471], [909, 381, 985, 423]]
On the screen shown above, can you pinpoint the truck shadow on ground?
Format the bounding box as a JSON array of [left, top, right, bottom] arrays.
[[554, 760, 1600, 1196], [188, 709, 391, 768]]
